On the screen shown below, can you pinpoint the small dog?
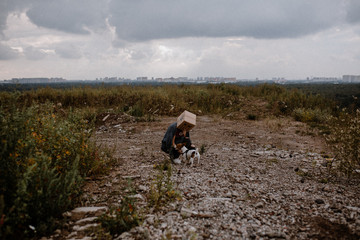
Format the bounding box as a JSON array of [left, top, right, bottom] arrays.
[[180, 146, 200, 166]]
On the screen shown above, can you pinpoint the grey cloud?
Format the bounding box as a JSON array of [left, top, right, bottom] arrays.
[[24, 46, 47, 60], [0, 2, 8, 37], [0, 0, 108, 37], [346, 0, 360, 23], [109, 0, 343, 41], [0, 0, 34, 37], [0, 0, 358, 44], [55, 44, 82, 59], [0, 43, 19, 60], [26, 0, 109, 34], [128, 49, 149, 60], [0, 0, 21, 38]]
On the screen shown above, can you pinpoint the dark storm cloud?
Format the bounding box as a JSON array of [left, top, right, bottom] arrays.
[[1, 0, 359, 43], [26, 0, 109, 34], [108, 0, 344, 41], [0, 2, 8, 37], [0, 0, 109, 36]]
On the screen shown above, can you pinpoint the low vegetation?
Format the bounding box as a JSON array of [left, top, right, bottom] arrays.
[[325, 109, 360, 179], [96, 160, 181, 239], [148, 160, 181, 211], [0, 83, 336, 117], [0, 97, 113, 239], [0, 83, 359, 238], [292, 107, 330, 123], [97, 183, 141, 238]]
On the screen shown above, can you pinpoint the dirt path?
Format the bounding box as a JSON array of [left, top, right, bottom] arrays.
[[50, 115, 360, 239]]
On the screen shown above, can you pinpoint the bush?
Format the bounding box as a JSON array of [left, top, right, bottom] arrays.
[[0, 83, 335, 119], [0, 99, 108, 238], [325, 109, 360, 178], [293, 108, 330, 123]]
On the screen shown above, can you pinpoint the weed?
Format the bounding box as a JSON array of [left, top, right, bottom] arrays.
[[129, 104, 144, 118], [0, 83, 335, 118], [266, 158, 279, 165], [200, 144, 207, 155], [0, 99, 112, 238], [296, 169, 312, 178], [325, 109, 360, 179], [148, 160, 181, 211], [97, 183, 141, 237], [293, 108, 330, 124], [264, 116, 288, 132], [162, 229, 173, 240], [320, 178, 329, 184]]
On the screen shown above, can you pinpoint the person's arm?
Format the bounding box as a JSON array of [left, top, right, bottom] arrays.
[[172, 135, 176, 148]]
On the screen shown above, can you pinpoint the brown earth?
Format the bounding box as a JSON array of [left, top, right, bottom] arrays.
[[48, 111, 360, 240]]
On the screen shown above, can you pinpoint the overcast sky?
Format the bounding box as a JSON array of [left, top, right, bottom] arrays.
[[0, 0, 359, 80]]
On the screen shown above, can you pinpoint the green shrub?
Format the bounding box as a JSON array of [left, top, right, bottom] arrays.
[[200, 144, 207, 155], [128, 104, 144, 118], [0, 99, 108, 238], [293, 108, 330, 123], [325, 109, 360, 178]]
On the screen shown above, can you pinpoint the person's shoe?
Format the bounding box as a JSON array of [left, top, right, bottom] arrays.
[[173, 158, 181, 164]]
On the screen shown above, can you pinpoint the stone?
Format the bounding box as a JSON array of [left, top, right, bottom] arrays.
[[72, 223, 99, 232], [48, 117, 360, 240], [70, 206, 108, 221], [144, 215, 156, 225], [117, 232, 133, 240], [255, 202, 264, 208], [180, 207, 198, 218], [160, 222, 167, 229], [315, 199, 325, 204], [75, 217, 97, 226], [138, 185, 148, 192], [129, 194, 145, 201]]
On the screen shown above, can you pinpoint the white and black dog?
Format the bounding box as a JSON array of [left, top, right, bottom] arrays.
[[180, 146, 200, 166]]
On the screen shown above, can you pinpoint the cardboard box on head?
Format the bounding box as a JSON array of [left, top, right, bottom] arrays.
[[177, 110, 196, 131]]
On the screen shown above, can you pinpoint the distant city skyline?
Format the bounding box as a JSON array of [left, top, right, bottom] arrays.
[[0, 1, 360, 80], [4, 75, 360, 84]]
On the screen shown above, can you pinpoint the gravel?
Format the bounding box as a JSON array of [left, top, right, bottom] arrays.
[[46, 115, 360, 240]]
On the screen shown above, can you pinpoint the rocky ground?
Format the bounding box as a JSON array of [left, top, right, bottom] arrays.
[[46, 112, 360, 240]]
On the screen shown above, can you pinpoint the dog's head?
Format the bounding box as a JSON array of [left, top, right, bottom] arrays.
[[176, 143, 185, 149]]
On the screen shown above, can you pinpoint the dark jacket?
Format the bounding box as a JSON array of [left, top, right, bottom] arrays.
[[161, 122, 190, 153], [161, 122, 177, 153]]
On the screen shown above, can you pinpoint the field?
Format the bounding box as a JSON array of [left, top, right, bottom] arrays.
[[1, 83, 359, 239]]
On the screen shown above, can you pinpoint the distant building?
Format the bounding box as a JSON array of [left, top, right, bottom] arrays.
[[101, 77, 118, 82], [312, 77, 339, 81], [204, 77, 236, 83], [343, 75, 360, 83], [224, 77, 236, 82], [9, 78, 65, 84]]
